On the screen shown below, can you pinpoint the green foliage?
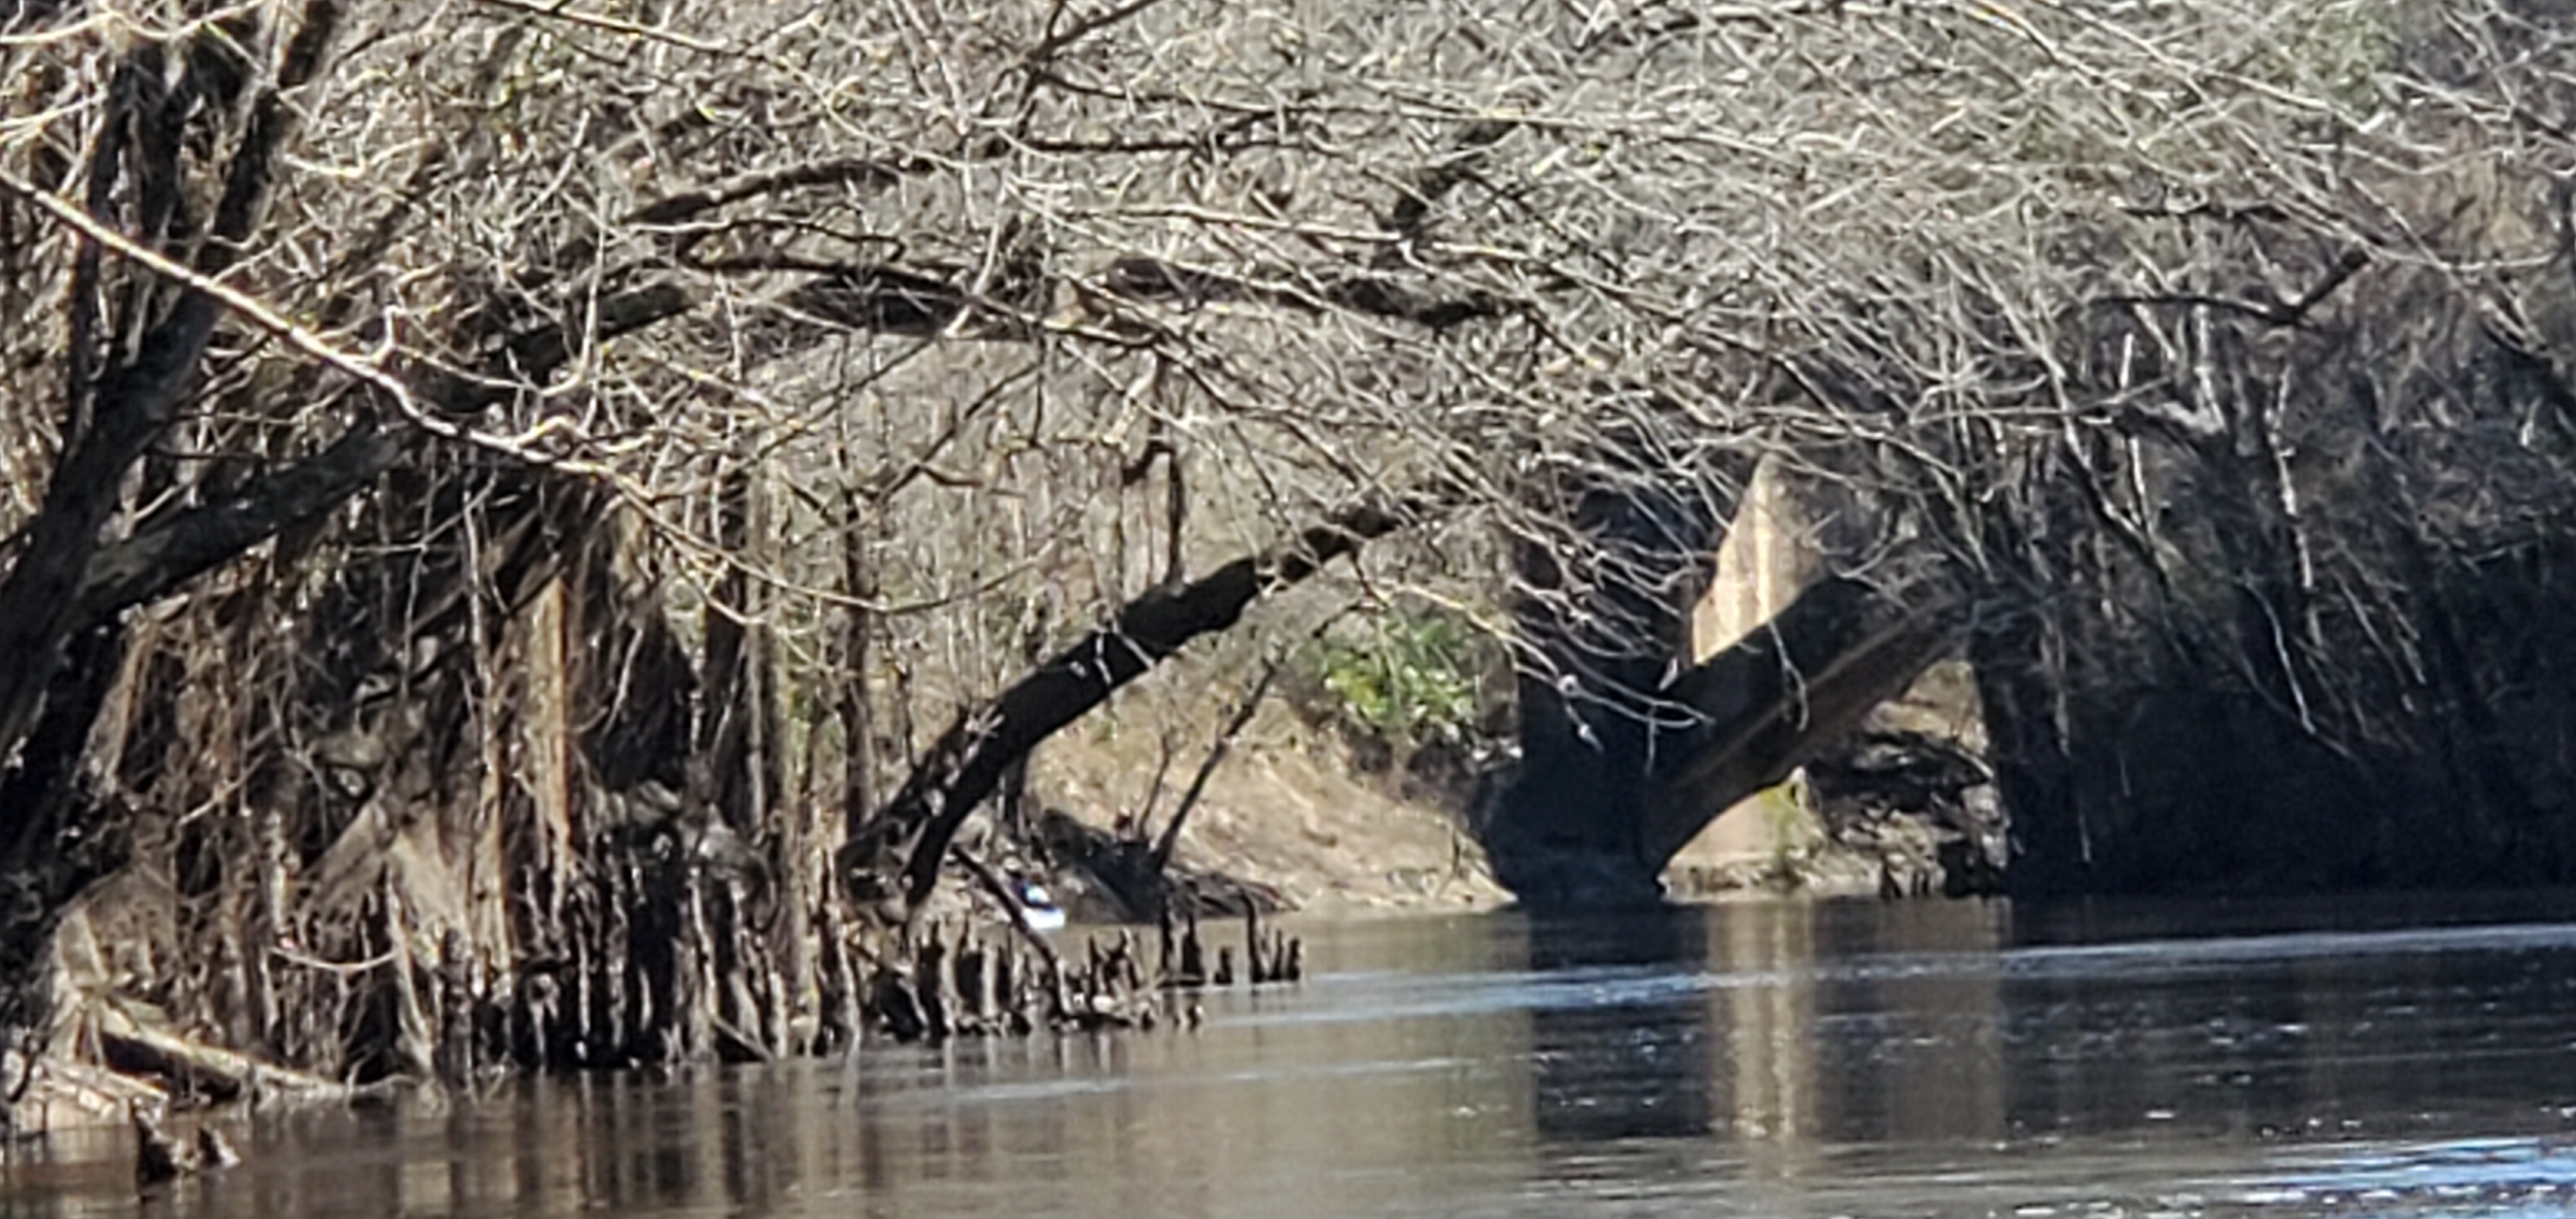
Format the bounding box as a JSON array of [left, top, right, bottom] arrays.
[[1306, 608, 1498, 755], [1757, 773, 1820, 882]]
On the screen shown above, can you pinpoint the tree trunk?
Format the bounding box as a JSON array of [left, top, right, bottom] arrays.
[[844, 497, 1428, 917], [1478, 443, 1742, 908]]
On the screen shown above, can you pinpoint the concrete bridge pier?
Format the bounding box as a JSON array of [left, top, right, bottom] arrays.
[[1477, 459, 1959, 910]]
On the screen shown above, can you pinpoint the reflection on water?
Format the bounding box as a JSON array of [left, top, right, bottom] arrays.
[[1523, 908, 1710, 1143], [8, 894, 2576, 1217]]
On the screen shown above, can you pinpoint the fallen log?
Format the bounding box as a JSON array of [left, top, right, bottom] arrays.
[[95, 1000, 355, 1103]]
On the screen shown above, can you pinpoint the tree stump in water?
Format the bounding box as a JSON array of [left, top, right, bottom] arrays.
[[131, 1105, 236, 1193]]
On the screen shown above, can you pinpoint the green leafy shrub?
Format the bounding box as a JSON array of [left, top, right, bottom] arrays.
[[1303, 607, 1502, 759]]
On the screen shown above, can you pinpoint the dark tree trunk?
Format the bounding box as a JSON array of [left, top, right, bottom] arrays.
[[0, 625, 134, 1045], [1477, 441, 1742, 908], [843, 498, 1427, 917], [1971, 605, 2084, 896], [0, 3, 343, 770]]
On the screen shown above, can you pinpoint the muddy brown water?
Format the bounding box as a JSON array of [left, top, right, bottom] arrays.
[[10, 893, 2576, 1218]]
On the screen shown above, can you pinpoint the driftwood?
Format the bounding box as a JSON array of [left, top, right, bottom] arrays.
[[95, 1000, 355, 1103]]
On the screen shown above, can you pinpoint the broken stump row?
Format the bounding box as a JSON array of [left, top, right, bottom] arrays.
[[862, 911, 1301, 1043]]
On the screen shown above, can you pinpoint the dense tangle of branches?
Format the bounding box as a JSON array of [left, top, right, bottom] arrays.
[[4, 0, 2575, 1082]]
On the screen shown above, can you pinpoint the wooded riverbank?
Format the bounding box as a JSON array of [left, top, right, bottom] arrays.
[[10, 0, 2576, 1135]]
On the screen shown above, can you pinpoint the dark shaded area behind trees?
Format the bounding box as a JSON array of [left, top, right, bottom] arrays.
[[1978, 280, 2576, 896]]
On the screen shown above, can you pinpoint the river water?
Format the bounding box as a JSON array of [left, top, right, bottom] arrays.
[[9, 893, 2576, 1218]]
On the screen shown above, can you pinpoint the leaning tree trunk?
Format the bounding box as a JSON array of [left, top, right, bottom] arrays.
[[840, 496, 1430, 919]]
